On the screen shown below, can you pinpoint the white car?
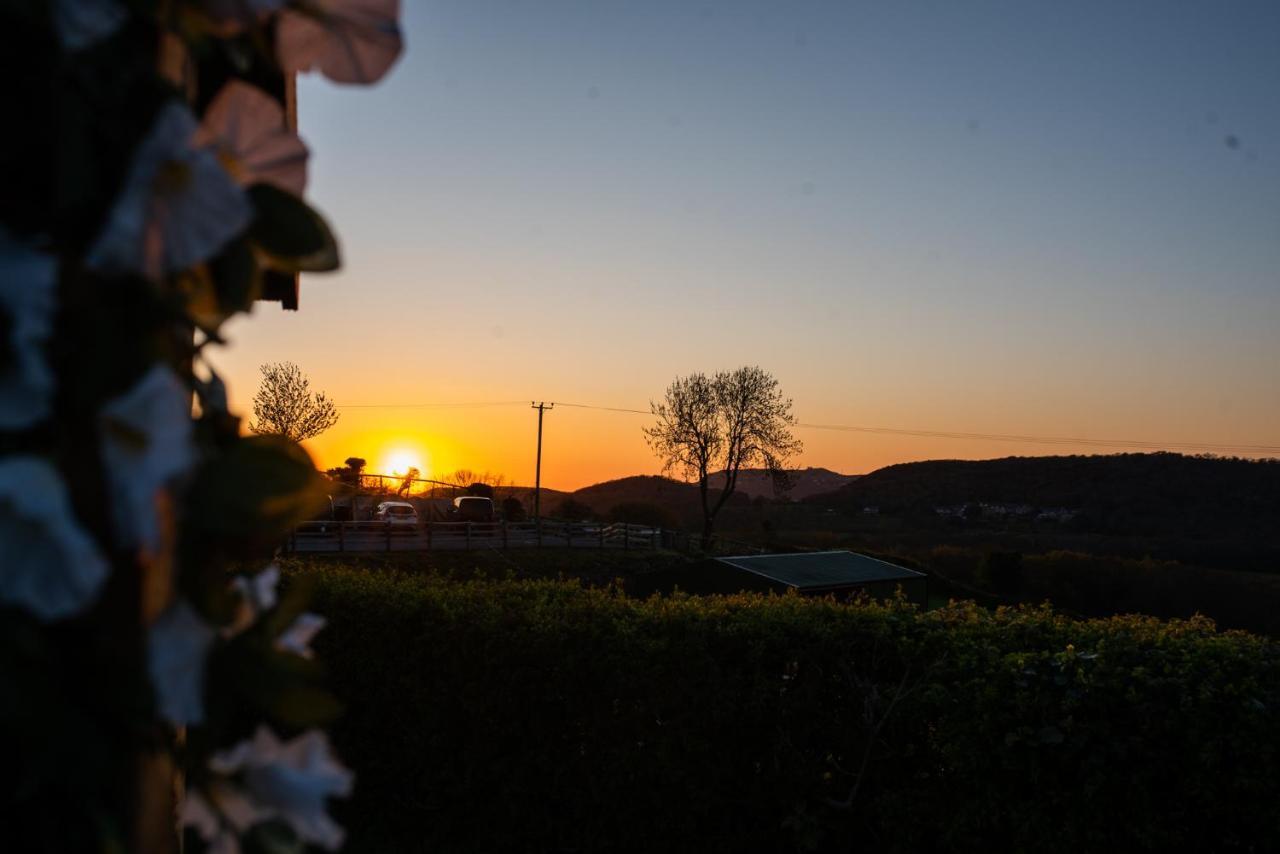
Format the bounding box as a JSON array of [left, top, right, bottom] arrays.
[[374, 501, 419, 531]]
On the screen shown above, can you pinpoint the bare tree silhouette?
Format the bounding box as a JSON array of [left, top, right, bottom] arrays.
[[249, 362, 339, 443], [645, 366, 801, 549]]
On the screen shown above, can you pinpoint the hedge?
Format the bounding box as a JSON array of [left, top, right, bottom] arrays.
[[299, 565, 1280, 853]]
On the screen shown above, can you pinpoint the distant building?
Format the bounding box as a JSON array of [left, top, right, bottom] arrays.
[[1036, 507, 1079, 523]]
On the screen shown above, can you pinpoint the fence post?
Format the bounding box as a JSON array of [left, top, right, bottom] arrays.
[[466, 522, 472, 550], [566, 523, 572, 549], [338, 520, 345, 553], [537, 518, 542, 549], [624, 525, 629, 551], [502, 519, 508, 549], [599, 524, 604, 549], [385, 518, 391, 552], [651, 528, 657, 550]]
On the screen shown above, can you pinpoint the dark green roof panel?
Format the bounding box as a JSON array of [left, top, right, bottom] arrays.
[[714, 551, 924, 590]]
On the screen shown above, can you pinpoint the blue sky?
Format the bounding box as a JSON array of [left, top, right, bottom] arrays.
[[215, 1, 1280, 485]]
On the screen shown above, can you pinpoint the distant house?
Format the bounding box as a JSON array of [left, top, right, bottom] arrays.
[[1036, 507, 1079, 523], [630, 550, 927, 605]]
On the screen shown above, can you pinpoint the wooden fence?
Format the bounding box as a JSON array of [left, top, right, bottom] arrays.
[[283, 519, 769, 556], [285, 519, 662, 554]]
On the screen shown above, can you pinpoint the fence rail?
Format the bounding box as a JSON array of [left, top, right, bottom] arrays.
[[284, 519, 673, 554], [283, 519, 770, 556]]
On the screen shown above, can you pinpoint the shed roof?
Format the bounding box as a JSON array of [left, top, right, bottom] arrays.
[[713, 551, 925, 591]]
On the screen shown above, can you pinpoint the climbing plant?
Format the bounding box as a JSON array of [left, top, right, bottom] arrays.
[[0, 2, 402, 851]]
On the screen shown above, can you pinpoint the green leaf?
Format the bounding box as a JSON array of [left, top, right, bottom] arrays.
[[207, 236, 261, 316], [246, 183, 341, 273], [184, 435, 327, 557]]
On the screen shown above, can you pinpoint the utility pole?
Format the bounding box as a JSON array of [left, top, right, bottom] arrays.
[[532, 402, 553, 530]]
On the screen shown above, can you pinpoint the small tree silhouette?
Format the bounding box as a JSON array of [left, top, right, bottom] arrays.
[[397, 467, 420, 497], [250, 362, 340, 443]]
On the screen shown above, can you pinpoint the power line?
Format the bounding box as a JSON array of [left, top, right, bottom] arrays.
[[327, 397, 1280, 456], [553, 401, 1280, 455], [554, 401, 650, 415], [335, 400, 528, 409], [793, 422, 1280, 455]]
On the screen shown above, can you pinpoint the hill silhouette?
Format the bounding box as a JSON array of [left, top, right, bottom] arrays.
[[569, 475, 748, 525], [806, 452, 1280, 541], [711, 467, 859, 501]]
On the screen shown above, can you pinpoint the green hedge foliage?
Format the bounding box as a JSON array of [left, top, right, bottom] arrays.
[[302, 566, 1280, 853]]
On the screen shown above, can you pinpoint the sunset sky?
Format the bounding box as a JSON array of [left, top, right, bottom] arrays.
[[209, 1, 1280, 490]]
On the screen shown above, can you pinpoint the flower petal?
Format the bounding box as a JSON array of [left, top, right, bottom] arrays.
[[0, 457, 110, 620], [276, 612, 325, 659], [278, 0, 403, 85], [211, 726, 353, 850], [86, 102, 251, 278], [0, 232, 56, 430], [198, 80, 309, 195], [100, 364, 196, 551], [148, 598, 215, 725]]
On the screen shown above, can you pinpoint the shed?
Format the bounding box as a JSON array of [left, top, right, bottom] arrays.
[[629, 550, 927, 604]]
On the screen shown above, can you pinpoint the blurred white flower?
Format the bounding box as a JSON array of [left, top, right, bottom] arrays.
[[276, 612, 326, 659], [236, 563, 281, 613], [56, 0, 127, 51], [278, 0, 403, 85], [225, 563, 281, 637], [100, 364, 195, 552], [179, 789, 242, 854], [0, 457, 109, 620], [86, 102, 251, 279], [148, 598, 215, 725], [0, 232, 56, 430], [208, 726, 354, 850], [196, 81, 309, 195]]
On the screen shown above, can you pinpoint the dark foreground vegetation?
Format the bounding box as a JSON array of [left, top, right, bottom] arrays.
[[296, 562, 1279, 853]]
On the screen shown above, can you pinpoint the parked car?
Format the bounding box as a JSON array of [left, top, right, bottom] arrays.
[[452, 496, 494, 523], [374, 501, 419, 531]]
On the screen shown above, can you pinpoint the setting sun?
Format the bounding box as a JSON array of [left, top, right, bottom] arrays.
[[382, 448, 428, 477]]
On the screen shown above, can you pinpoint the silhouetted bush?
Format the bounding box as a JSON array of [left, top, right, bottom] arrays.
[[918, 545, 1280, 634], [500, 495, 525, 521], [978, 549, 1024, 593], [306, 567, 1280, 853], [553, 497, 595, 520], [467, 481, 495, 498]]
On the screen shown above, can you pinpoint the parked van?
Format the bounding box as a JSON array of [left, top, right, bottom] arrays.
[[452, 496, 494, 522]]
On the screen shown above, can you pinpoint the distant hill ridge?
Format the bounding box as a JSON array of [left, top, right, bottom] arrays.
[[709, 467, 860, 500], [804, 452, 1280, 541], [564, 467, 859, 508]]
